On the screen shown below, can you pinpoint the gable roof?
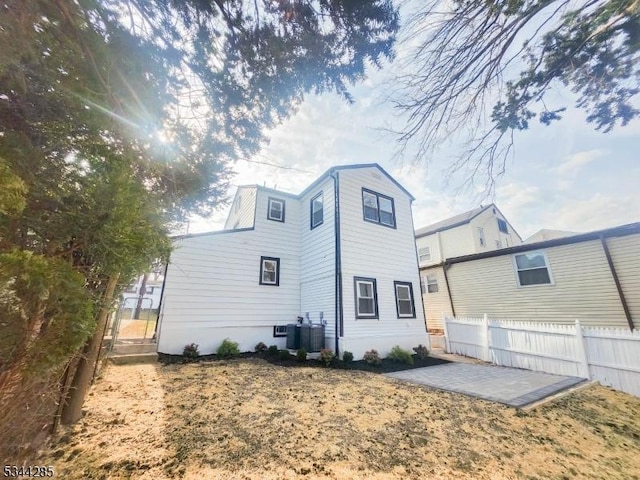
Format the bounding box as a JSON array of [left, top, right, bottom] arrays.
[[446, 222, 640, 265], [524, 228, 580, 243], [415, 205, 492, 238]]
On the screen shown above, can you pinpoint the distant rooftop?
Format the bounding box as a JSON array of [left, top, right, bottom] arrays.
[[524, 229, 580, 244], [415, 204, 492, 238]]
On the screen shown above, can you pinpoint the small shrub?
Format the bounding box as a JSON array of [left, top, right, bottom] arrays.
[[255, 342, 268, 353], [216, 338, 240, 359], [296, 348, 307, 362], [267, 345, 279, 356], [182, 343, 199, 361], [388, 345, 414, 365], [363, 349, 381, 366], [342, 351, 354, 363], [319, 348, 335, 367], [413, 344, 429, 360], [278, 349, 292, 360]]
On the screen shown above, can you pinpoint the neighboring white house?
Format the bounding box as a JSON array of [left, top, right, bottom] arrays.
[[414, 204, 522, 332], [524, 228, 580, 243], [443, 223, 639, 330], [121, 273, 164, 311], [157, 164, 429, 359]]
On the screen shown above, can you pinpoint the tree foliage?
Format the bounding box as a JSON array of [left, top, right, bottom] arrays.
[[394, 0, 640, 188]]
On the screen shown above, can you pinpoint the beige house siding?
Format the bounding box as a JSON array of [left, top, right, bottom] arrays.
[[607, 234, 640, 324], [447, 239, 634, 328], [419, 266, 453, 332]]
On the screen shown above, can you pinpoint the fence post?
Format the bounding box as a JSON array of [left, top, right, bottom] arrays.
[[575, 320, 590, 379], [442, 313, 451, 353], [482, 313, 491, 362]]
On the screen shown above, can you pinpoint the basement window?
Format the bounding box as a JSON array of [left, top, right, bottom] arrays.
[[273, 325, 288, 337], [513, 251, 553, 286]]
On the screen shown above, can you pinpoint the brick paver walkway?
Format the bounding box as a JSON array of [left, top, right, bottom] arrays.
[[386, 363, 585, 407]]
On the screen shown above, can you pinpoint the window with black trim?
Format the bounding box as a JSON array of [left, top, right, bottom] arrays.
[[259, 256, 280, 286], [273, 325, 287, 337], [497, 218, 508, 234], [310, 192, 323, 229], [394, 281, 416, 318], [267, 197, 285, 222], [362, 188, 395, 228], [354, 277, 378, 319], [513, 251, 553, 286]]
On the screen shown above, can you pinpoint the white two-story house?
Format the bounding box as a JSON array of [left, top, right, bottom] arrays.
[[415, 204, 522, 332], [157, 164, 429, 359]]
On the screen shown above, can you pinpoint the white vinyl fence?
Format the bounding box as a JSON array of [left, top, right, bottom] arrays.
[[443, 315, 640, 397]]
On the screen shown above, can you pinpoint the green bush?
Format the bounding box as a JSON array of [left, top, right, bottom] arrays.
[[388, 345, 414, 365], [267, 345, 279, 356], [216, 339, 240, 359], [363, 349, 381, 366], [342, 351, 354, 363], [278, 349, 292, 360], [182, 343, 199, 361], [319, 348, 335, 367], [255, 342, 268, 353], [413, 344, 429, 360], [296, 348, 307, 362]]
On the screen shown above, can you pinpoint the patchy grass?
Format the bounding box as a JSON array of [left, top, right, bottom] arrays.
[[37, 359, 640, 479]]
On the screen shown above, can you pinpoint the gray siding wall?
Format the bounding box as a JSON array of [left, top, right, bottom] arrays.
[[159, 189, 301, 354], [447, 236, 639, 328], [299, 177, 336, 339], [337, 167, 428, 354]]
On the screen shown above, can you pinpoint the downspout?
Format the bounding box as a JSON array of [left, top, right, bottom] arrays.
[[331, 171, 343, 356], [442, 261, 456, 317], [600, 235, 634, 330], [153, 259, 171, 341]]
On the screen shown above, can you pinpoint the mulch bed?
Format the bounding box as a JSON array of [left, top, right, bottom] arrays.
[[157, 351, 449, 373]]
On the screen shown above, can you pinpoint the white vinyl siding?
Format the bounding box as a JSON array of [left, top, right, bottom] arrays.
[[224, 186, 257, 230], [446, 239, 632, 328]]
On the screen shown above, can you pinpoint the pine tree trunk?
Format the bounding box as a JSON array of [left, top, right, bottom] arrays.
[[133, 273, 148, 319], [60, 275, 119, 425]]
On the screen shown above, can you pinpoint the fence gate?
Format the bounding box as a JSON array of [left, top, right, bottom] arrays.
[[108, 296, 157, 351]]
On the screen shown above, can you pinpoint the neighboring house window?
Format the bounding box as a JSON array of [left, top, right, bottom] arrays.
[[496, 240, 502, 249], [513, 251, 553, 286], [273, 325, 287, 337], [259, 256, 280, 286], [235, 195, 242, 213], [394, 281, 416, 318], [497, 218, 508, 234], [427, 275, 438, 293], [310, 192, 323, 229], [418, 246, 431, 263], [362, 188, 396, 228], [145, 286, 154, 294], [478, 227, 486, 247], [354, 277, 379, 319], [420, 276, 426, 294], [267, 197, 285, 222]]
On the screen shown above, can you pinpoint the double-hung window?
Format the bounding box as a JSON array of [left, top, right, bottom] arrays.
[[394, 281, 416, 318], [267, 197, 285, 222], [497, 218, 508, 234], [259, 256, 280, 286], [362, 189, 395, 228], [418, 246, 431, 264], [513, 251, 553, 286], [426, 275, 438, 293], [354, 277, 378, 319], [310, 192, 323, 229]]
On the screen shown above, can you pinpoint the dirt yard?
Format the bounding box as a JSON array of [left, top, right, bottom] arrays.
[[38, 358, 640, 479]]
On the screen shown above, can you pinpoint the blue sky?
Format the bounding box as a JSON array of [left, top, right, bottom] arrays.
[[187, 10, 640, 240]]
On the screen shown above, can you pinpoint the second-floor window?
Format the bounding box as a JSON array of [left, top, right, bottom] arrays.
[[362, 188, 395, 228], [267, 197, 285, 222], [418, 246, 431, 263], [497, 218, 508, 234], [478, 227, 486, 247], [426, 275, 439, 293], [310, 192, 323, 229]]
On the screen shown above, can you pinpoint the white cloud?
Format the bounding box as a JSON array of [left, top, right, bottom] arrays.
[[553, 149, 607, 175]]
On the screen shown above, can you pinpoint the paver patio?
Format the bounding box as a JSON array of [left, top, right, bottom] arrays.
[[386, 363, 586, 407]]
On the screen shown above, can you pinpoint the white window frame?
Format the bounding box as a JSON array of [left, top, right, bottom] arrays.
[[512, 250, 554, 287], [354, 277, 378, 319], [267, 197, 285, 222], [394, 281, 416, 318], [259, 256, 280, 286], [426, 275, 438, 293], [310, 192, 323, 229], [418, 246, 431, 264], [478, 227, 486, 247], [273, 325, 288, 337]]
